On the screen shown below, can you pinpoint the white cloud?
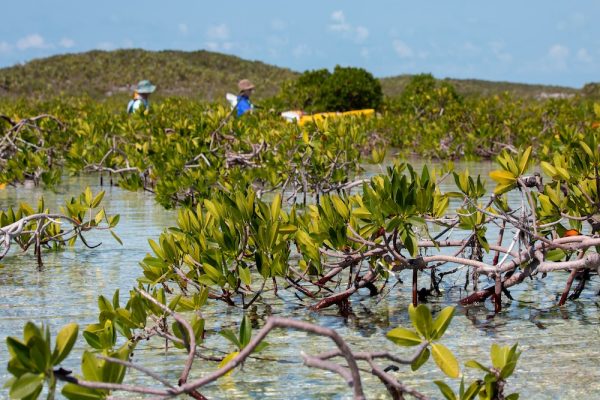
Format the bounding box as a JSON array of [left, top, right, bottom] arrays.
[[292, 44, 311, 58], [267, 35, 288, 47], [542, 44, 569, 71], [205, 24, 232, 52], [489, 41, 512, 63], [271, 19, 286, 31], [557, 12, 586, 31], [577, 48, 592, 63], [207, 24, 229, 40], [328, 10, 368, 43], [59, 38, 75, 48], [179, 23, 189, 35], [205, 41, 233, 52], [97, 42, 115, 51], [16, 34, 48, 50], [392, 39, 413, 58], [417, 50, 429, 59], [122, 39, 134, 48], [329, 10, 350, 32], [496, 53, 512, 63], [549, 44, 569, 60], [360, 47, 369, 58], [355, 26, 369, 43], [462, 42, 479, 54], [205, 42, 219, 51], [0, 41, 12, 53]]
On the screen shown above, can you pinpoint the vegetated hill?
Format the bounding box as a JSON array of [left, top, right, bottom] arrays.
[[380, 74, 579, 99], [0, 49, 585, 101], [0, 49, 299, 101]]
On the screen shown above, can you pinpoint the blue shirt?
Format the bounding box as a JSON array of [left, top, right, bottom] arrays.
[[127, 97, 149, 113], [236, 95, 253, 117]]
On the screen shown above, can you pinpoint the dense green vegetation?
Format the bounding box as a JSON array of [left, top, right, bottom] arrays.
[[2, 51, 600, 399], [278, 66, 383, 112], [2, 73, 598, 203], [0, 49, 298, 101], [0, 49, 589, 101]]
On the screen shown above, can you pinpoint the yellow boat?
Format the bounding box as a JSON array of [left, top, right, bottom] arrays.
[[281, 109, 375, 126]]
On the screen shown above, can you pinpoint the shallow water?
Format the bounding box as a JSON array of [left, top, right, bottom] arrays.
[[1, 163, 599, 399]]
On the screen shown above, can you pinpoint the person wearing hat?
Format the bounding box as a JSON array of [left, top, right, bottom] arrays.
[[236, 79, 255, 117], [127, 80, 156, 113]]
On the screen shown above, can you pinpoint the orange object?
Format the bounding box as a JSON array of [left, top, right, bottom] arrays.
[[592, 121, 600, 129], [563, 229, 580, 237]]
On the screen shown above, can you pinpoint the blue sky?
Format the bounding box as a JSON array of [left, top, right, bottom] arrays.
[[1, 1, 599, 88]]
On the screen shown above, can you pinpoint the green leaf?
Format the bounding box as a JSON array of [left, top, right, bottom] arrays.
[[253, 341, 269, 353], [386, 327, 423, 346], [411, 347, 430, 371], [94, 209, 105, 225], [431, 343, 460, 378], [331, 196, 349, 220], [218, 351, 239, 375], [23, 322, 43, 343], [81, 351, 102, 382], [108, 214, 120, 228], [579, 141, 594, 158], [555, 166, 570, 180], [9, 372, 44, 400], [91, 191, 105, 208], [167, 294, 182, 312], [352, 207, 371, 219], [84, 187, 93, 207], [28, 336, 51, 372], [463, 380, 483, 400], [271, 193, 282, 220], [52, 323, 78, 365], [500, 361, 518, 379], [202, 263, 223, 283], [465, 360, 490, 372], [110, 230, 123, 245], [148, 239, 164, 259], [540, 161, 557, 177], [431, 306, 455, 340], [518, 146, 532, 174], [493, 183, 515, 195], [490, 343, 505, 370], [98, 296, 114, 314], [239, 315, 252, 348], [6, 337, 33, 370], [489, 170, 516, 185], [82, 331, 103, 350], [278, 224, 298, 234], [219, 329, 241, 349], [62, 383, 106, 400], [112, 289, 120, 310], [409, 304, 433, 339], [434, 380, 457, 400], [103, 344, 131, 384], [505, 393, 519, 400], [239, 266, 251, 285]]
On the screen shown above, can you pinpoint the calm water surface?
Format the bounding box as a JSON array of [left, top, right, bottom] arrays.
[[1, 161, 599, 399]]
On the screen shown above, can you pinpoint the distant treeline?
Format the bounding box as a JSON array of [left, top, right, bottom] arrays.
[[0, 48, 594, 101]]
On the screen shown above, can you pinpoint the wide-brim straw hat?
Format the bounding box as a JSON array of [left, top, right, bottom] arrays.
[[238, 79, 255, 92], [136, 80, 156, 94]]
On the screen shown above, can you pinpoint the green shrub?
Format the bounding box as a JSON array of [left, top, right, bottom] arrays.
[[320, 66, 383, 111], [279, 66, 383, 112], [582, 82, 600, 99]]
